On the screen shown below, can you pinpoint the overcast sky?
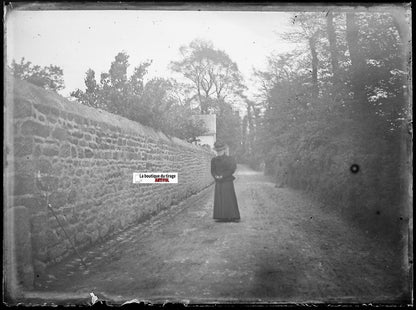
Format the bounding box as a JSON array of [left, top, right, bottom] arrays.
[[6, 9, 300, 104]]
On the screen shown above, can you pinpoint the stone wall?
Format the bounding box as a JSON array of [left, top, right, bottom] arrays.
[[4, 76, 214, 290]]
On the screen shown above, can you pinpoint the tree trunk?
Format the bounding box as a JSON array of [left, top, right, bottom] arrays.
[[345, 11, 376, 152], [345, 12, 367, 110], [241, 115, 248, 156], [326, 11, 339, 85], [196, 81, 206, 114], [246, 102, 254, 157], [252, 107, 260, 149], [309, 36, 319, 98]]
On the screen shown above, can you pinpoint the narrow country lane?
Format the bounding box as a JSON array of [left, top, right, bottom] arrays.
[[34, 164, 408, 303]]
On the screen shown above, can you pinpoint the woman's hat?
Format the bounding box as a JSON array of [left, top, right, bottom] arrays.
[[214, 141, 227, 151]]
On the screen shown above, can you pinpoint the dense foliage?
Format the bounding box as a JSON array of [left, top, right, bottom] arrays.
[[71, 48, 247, 146], [13, 42, 247, 153], [70, 52, 208, 142], [247, 10, 411, 242], [171, 39, 246, 154], [170, 39, 246, 115], [10, 57, 65, 92]]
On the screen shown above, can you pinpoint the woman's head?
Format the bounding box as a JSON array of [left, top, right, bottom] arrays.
[[214, 141, 229, 155]]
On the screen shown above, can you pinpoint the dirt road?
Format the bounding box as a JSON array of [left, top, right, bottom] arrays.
[[34, 165, 409, 304]]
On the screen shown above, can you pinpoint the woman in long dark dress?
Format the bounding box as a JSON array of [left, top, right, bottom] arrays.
[[211, 141, 240, 222]]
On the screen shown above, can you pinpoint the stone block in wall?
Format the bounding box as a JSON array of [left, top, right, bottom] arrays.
[[30, 212, 47, 234], [75, 169, 83, 177], [69, 137, 79, 145], [45, 139, 59, 146], [51, 164, 63, 176], [46, 229, 60, 246], [78, 148, 84, 159], [88, 231, 100, 244], [71, 131, 84, 139], [60, 143, 71, 158], [73, 114, 85, 126], [34, 145, 42, 157], [13, 137, 34, 158], [37, 175, 59, 192], [14, 174, 36, 196], [67, 188, 77, 204], [88, 142, 98, 150], [84, 149, 94, 158], [46, 115, 58, 124], [98, 225, 109, 238], [15, 195, 45, 213], [74, 231, 87, 245], [6, 206, 34, 290], [21, 120, 50, 138], [71, 146, 77, 158], [42, 145, 59, 157], [31, 229, 47, 262], [52, 127, 68, 140], [14, 99, 33, 119], [14, 158, 35, 176], [49, 191, 68, 209], [103, 151, 112, 159], [34, 103, 51, 115], [47, 243, 67, 262], [49, 107, 60, 118], [35, 158, 53, 174]]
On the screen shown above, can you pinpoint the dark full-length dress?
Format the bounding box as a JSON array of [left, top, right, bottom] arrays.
[[211, 154, 240, 220]]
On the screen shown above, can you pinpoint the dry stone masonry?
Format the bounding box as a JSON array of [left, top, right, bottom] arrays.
[[5, 76, 214, 290]]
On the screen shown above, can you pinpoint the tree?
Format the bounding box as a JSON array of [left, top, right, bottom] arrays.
[[10, 57, 65, 92], [326, 11, 340, 84], [240, 98, 263, 169], [251, 9, 410, 243], [129, 61, 152, 97], [71, 52, 152, 117], [136, 77, 176, 129], [70, 51, 207, 141], [70, 69, 102, 108], [100, 51, 131, 115], [282, 12, 327, 98], [170, 39, 246, 114], [169, 114, 208, 143], [345, 12, 368, 109], [216, 101, 242, 157]]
